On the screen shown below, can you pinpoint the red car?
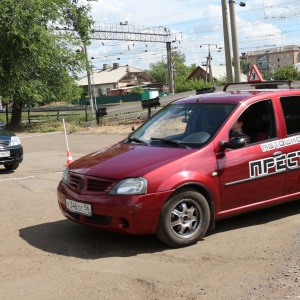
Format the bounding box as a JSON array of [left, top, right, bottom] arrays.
[[57, 80, 300, 247]]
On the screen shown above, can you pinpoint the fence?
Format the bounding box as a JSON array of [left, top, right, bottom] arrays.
[[0, 104, 107, 125]]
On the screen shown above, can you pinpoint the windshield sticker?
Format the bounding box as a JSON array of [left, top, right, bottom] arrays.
[[250, 150, 300, 178], [261, 136, 300, 152]]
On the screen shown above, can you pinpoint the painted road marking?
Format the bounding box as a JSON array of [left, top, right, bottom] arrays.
[[0, 176, 36, 182], [19, 132, 62, 139]]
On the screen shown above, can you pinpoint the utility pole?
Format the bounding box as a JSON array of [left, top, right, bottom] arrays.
[[228, 0, 240, 82], [166, 42, 174, 94], [228, 1, 245, 82], [221, 0, 233, 83], [201, 44, 218, 87], [84, 45, 94, 116]]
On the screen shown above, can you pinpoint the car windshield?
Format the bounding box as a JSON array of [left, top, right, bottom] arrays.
[[127, 102, 236, 149]]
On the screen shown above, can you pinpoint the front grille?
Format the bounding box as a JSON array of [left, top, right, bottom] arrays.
[[0, 153, 23, 162], [66, 210, 112, 225], [87, 179, 113, 192], [67, 173, 115, 193], [66, 210, 80, 221], [68, 174, 81, 189], [84, 214, 112, 225], [0, 140, 10, 148]]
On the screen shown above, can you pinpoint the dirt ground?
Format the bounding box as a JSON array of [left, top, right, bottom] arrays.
[[0, 125, 299, 300]]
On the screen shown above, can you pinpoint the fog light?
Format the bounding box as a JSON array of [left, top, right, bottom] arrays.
[[119, 218, 129, 229]]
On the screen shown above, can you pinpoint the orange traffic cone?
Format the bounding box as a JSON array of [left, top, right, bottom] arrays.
[[65, 150, 73, 166]]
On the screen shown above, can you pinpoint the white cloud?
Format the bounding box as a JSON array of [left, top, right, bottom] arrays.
[[82, 0, 300, 71]]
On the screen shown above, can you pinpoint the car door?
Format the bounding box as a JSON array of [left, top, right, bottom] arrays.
[[217, 99, 286, 214], [279, 95, 300, 195]]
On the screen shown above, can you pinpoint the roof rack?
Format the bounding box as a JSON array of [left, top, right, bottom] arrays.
[[196, 87, 216, 95], [223, 80, 293, 91]]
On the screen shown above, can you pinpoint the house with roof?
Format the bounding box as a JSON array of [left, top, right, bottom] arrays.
[[187, 65, 247, 83], [77, 63, 154, 97]]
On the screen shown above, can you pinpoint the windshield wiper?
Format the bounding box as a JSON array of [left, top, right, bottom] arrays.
[[151, 137, 190, 149], [127, 137, 149, 146]]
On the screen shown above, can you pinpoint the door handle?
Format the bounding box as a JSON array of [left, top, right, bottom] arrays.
[[272, 151, 283, 157]]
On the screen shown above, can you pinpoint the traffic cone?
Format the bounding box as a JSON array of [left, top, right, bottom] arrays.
[[65, 150, 73, 166]]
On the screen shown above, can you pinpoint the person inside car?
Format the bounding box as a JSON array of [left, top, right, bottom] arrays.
[[229, 114, 251, 144]]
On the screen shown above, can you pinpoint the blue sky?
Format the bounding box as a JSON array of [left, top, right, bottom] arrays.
[[83, 0, 300, 70]]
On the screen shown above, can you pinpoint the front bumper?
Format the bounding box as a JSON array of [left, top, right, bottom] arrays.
[[0, 146, 23, 165], [57, 183, 172, 235]]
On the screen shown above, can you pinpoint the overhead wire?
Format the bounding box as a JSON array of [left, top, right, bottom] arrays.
[[88, 0, 300, 68]]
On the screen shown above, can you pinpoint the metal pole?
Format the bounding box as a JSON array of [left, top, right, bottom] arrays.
[[166, 42, 174, 94], [84, 45, 94, 116], [221, 0, 233, 83], [228, 0, 241, 82], [208, 45, 215, 87], [63, 118, 70, 152]]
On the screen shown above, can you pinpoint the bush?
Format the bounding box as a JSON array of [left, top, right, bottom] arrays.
[[129, 86, 144, 95], [175, 77, 213, 93], [273, 65, 300, 80]]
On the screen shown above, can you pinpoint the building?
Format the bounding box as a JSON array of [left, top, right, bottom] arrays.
[[77, 63, 154, 97], [187, 65, 247, 83], [246, 45, 300, 73], [295, 62, 300, 71]]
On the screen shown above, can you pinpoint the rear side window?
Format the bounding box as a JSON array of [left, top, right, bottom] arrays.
[[280, 96, 300, 135]]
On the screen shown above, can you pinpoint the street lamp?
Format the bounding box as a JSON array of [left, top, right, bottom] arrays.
[[228, 1, 246, 82]]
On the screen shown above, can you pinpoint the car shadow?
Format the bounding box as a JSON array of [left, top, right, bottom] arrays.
[[0, 168, 16, 174], [19, 221, 167, 259], [19, 200, 300, 259], [211, 200, 300, 235]]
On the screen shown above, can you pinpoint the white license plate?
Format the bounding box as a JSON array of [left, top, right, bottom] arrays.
[[0, 151, 10, 158], [66, 199, 92, 216]]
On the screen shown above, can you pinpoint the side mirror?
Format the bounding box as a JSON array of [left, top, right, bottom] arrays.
[[220, 138, 246, 151]]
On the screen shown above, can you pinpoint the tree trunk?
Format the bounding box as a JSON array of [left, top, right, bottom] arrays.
[[10, 100, 23, 126]]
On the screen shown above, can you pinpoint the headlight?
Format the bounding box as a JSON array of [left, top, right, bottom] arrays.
[[10, 136, 21, 146], [109, 177, 147, 195], [62, 167, 69, 184]]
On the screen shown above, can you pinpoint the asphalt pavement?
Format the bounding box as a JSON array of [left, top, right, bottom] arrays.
[[105, 90, 195, 116]]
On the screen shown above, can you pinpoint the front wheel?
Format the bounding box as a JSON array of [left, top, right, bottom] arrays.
[[156, 189, 210, 248]]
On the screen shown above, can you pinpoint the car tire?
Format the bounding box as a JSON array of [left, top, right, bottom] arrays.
[[156, 188, 210, 248], [4, 163, 19, 171]]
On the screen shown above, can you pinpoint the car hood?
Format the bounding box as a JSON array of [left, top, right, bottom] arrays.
[[69, 142, 192, 179], [0, 130, 14, 138]]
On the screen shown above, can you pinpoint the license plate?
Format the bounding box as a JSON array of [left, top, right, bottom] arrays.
[[66, 199, 92, 216], [0, 151, 10, 158]]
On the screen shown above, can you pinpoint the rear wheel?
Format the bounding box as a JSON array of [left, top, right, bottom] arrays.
[[4, 163, 19, 171], [156, 188, 210, 248]]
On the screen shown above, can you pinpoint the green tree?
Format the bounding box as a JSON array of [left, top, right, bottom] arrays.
[[147, 61, 169, 83], [0, 0, 95, 126], [146, 51, 205, 93], [273, 65, 300, 80], [241, 61, 252, 75]]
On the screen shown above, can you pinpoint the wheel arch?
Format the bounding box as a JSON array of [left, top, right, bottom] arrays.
[[173, 182, 215, 230]]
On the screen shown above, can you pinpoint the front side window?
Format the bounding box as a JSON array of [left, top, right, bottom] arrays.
[[280, 96, 300, 135], [229, 100, 276, 145], [127, 103, 236, 149]]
